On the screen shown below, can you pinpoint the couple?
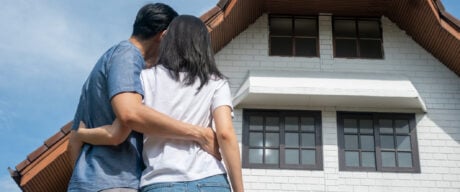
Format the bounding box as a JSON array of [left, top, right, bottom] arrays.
[[68, 3, 243, 192]]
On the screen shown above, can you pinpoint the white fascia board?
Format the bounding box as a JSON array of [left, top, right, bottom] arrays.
[[233, 70, 427, 112]]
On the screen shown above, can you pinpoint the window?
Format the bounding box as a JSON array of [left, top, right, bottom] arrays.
[[333, 17, 383, 58], [243, 110, 322, 170], [269, 15, 318, 57], [337, 112, 420, 172]]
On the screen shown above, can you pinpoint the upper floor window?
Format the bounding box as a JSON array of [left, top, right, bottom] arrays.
[[242, 109, 323, 170], [337, 112, 420, 173], [269, 15, 319, 57], [333, 17, 383, 59]]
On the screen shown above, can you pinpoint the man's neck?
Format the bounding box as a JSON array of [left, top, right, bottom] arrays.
[[129, 36, 159, 68], [129, 36, 146, 58]]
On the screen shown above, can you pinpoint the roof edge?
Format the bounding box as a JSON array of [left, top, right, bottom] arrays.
[[200, 0, 265, 52], [13, 122, 72, 174], [200, 0, 230, 25], [8, 167, 21, 188], [436, 0, 460, 30]]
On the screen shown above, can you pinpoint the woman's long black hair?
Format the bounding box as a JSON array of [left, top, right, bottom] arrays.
[[156, 15, 225, 91]]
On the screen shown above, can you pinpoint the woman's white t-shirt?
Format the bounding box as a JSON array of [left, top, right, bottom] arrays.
[[139, 65, 232, 187]]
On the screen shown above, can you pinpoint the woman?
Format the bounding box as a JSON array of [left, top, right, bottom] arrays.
[[76, 15, 243, 192]]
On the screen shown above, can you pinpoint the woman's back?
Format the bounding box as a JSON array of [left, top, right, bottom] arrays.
[[139, 65, 232, 187]]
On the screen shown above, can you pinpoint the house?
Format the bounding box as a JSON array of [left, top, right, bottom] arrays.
[[10, 0, 460, 191]]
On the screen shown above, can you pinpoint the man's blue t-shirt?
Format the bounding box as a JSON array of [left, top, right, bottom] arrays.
[[68, 40, 145, 191]]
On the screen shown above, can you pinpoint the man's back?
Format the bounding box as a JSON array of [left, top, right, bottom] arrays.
[[68, 40, 145, 191]]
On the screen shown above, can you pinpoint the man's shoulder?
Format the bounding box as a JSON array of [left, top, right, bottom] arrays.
[[111, 40, 140, 56], [101, 40, 144, 68]]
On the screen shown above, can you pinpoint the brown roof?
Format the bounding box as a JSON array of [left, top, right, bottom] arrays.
[[10, 0, 460, 191], [10, 122, 73, 191]]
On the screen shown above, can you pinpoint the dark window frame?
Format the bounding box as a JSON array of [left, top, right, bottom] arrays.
[[332, 17, 384, 59], [242, 109, 323, 170], [337, 112, 420, 173], [269, 15, 320, 57]]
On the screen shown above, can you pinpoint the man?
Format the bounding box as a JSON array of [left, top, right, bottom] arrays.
[[68, 3, 219, 192]]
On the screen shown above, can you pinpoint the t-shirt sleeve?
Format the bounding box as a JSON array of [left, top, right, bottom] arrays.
[[107, 47, 145, 100], [211, 80, 233, 112], [71, 99, 83, 130]]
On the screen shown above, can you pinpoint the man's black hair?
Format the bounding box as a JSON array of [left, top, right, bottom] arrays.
[[132, 3, 178, 40]]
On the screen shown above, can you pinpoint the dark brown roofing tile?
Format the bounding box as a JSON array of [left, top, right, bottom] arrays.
[[435, 0, 460, 30], [60, 122, 73, 134], [27, 145, 48, 162], [217, 0, 230, 9], [15, 159, 31, 172], [200, 6, 222, 23], [44, 131, 65, 147]]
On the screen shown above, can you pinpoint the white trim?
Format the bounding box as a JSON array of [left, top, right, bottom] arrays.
[[233, 70, 427, 112]]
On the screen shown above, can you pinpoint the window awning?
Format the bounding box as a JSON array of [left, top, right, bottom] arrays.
[[233, 71, 427, 112]]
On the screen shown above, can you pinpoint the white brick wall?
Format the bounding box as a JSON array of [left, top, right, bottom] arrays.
[[215, 14, 460, 191]]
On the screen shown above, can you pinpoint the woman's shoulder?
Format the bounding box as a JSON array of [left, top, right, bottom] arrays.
[[209, 74, 227, 82], [208, 76, 229, 91]]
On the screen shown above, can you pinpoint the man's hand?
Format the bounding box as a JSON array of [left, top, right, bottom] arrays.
[[200, 128, 222, 161]]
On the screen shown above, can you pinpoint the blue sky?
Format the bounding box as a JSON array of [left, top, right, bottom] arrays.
[[0, 0, 458, 191]]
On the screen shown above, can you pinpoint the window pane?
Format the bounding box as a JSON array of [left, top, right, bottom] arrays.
[[249, 116, 263, 130], [249, 132, 263, 147], [380, 135, 395, 149], [295, 38, 317, 57], [285, 149, 300, 164], [359, 119, 373, 134], [265, 149, 279, 164], [249, 149, 263, 164], [382, 152, 396, 167], [271, 37, 293, 56], [396, 136, 411, 151], [344, 119, 358, 133], [379, 119, 393, 134], [301, 133, 315, 147], [295, 18, 317, 36], [301, 117, 315, 131], [345, 151, 359, 167], [266, 117, 280, 131], [398, 152, 413, 168], [395, 120, 410, 133], [345, 135, 359, 149], [359, 40, 382, 58], [362, 152, 376, 168], [285, 116, 299, 131], [358, 20, 380, 38], [335, 39, 357, 57], [334, 20, 356, 37], [270, 17, 292, 36], [360, 135, 375, 150], [286, 133, 299, 147], [301, 149, 316, 165], [265, 133, 279, 147]]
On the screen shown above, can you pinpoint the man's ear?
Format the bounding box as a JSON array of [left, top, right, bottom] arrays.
[[154, 30, 166, 43]]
